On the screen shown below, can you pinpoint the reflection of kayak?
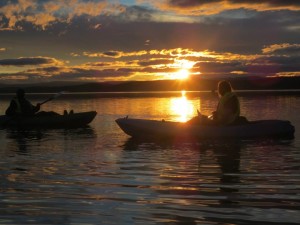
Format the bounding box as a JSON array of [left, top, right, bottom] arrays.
[[0, 111, 97, 129], [116, 117, 295, 139]]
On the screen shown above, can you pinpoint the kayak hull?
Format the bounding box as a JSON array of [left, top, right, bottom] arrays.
[[0, 111, 97, 129], [116, 117, 295, 139]]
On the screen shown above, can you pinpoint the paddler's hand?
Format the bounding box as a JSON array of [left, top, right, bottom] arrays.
[[36, 103, 41, 110], [210, 111, 217, 120]]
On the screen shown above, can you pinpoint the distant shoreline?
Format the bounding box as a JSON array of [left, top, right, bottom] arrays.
[[0, 76, 300, 94], [1, 89, 300, 93], [0, 89, 299, 100]]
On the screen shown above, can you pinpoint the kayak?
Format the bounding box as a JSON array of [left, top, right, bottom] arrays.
[[0, 111, 97, 129], [116, 117, 295, 139]]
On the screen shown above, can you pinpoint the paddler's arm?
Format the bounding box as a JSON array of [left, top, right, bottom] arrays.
[[5, 100, 17, 116], [33, 103, 41, 113]]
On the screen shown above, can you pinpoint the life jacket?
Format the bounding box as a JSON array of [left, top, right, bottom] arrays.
[[216, 92, 240, 124], [12, 97, 22, 114]]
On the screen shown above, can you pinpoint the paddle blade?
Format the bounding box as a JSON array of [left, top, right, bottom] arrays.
[[53, 91, 65, 98], [197, 109, 201, 116]]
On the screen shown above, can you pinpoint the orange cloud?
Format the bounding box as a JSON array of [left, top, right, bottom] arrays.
[[262, 43, 300, 55], [25, 13, 57, 29], [1, 0, 299, 32], [1, 44, 300, 83], [83, 48, 217, 59], [83, 50, 148, 58], [0, 0, 117, 30], [148, 0, 300, 15]]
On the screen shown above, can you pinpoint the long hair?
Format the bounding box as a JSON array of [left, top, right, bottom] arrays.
[[218, 80, 232, 96]]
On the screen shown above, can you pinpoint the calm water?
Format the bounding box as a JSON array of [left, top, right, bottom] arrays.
[[0, 91, 299, 225]]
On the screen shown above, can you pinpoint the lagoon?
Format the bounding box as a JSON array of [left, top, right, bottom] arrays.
[[0, 91, 299, 224]]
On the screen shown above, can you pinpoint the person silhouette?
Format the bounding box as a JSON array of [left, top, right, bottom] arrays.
[[188, 80, 244, 125], [5, 89, 41, 117]]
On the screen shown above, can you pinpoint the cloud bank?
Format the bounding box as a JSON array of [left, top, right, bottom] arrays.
[[0, 0, 299, 83], [1, 0, 300, 30], [1, 44, 300, 82]]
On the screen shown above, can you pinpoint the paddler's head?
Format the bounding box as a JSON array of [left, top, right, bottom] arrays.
[[16, 88, 25, 99], [218, 80, 232, 97]]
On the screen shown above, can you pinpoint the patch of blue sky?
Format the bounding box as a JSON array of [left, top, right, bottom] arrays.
[[119, 0, 155, 9]]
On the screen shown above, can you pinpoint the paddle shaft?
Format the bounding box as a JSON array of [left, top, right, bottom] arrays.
[[39, 92, 64, 106], [39, 98, 53, 105]]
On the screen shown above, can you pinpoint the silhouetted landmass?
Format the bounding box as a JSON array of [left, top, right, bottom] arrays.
[[0, 76, 299, 93]]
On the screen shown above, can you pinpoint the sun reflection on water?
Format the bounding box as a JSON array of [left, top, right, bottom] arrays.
[[170, 90, 195, 122]]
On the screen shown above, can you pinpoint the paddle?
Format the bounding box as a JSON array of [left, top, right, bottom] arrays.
[[198, 109, 214, 120], [39, 91, 65, 106], [197, 109, 201, 116]]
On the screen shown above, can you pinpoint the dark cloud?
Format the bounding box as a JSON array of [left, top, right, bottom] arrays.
[[138, 59, 174, 66], [1, 4, 299, 54], [102, 51, 120, 57], [33, 66, 61, 72], [57, 67, 135, 80], [229, 0, 300, 7], [117, 5, 153, 21], [140, 66, 178, 74], [14, 65, 136, 81], [248, 54, 300, 74], [167, 0, 220, 8], [195, 61, 244, 73], [84, 62, 111, 67], [167, 0, 300, 8], [193, 53, 300, 76], [0, 57, 61, 66]]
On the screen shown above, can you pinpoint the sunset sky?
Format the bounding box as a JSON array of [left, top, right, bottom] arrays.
[[0, 0, 300, 84]]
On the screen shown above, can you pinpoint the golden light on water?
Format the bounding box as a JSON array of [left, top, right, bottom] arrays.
[[170, 90, 195, 122]]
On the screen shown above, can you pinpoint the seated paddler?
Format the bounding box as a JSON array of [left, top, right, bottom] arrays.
[[5, 88, 41, 117], [211, 80, 240, 125], [188, 80, 243, 125]]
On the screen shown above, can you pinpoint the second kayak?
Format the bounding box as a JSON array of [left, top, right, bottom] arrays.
[[0, 111, 97, 129], [116, 117, 295, 139]]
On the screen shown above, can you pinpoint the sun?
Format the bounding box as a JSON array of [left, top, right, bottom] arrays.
[[174, 68, 190, 80], [170, 59, 195, 80]]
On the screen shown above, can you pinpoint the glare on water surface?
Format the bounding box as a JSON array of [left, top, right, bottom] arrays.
[[170, 90, 196, 122]]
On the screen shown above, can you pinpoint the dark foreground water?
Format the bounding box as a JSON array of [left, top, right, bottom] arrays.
[[0, 91, 299, 225]]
